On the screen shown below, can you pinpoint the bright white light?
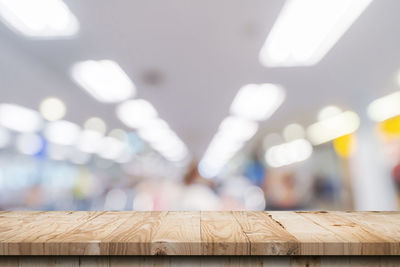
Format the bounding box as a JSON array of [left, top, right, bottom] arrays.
[[44, 120, 80, 146], [137, 119, 171, 143], [0, 127, 11, 148], [116, 99, 158, 129], [198, 116, 260, 178], [0, 104, 43, 132], [259, 0, 372, 67], [318, 105, 342, 121], [307, 111, 360, 145], [219, 116, 258, 142], [230, 84, 285, 121], [205, 134, 244, 160], [39, 97, 66, 121], [76, 130, 103, 153], [0, 0, 79, 38], [71, 60, 135, 103], [198, 159, 224, 179], [97, 136, 126, 160], [367, 91, 400, 122], [15, 133, 43, 155], [84, 117, 106, 134], [283, 123, 305, 142], [149, 131, 189, 162], [198, 134, 244, 179], [160, 144, 189, 162], [265, 138, 313, 167]]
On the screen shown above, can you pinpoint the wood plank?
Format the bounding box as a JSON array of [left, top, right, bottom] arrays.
[[150, 211, 201, 255], [0, 211, 399, 256], [0, 212, 45, 242], [44, 211, 134, 255], [332, 211, 400, 254], [0, 212, 103, 255], [297, 211, 392, 255], [268, 211, 349, 255], [200, 211, 250, 255], [232, 211, 298, 255], [105, 211, 167, 255]]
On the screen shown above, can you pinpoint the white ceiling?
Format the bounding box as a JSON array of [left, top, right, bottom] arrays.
[[0, 0, 400, 159]]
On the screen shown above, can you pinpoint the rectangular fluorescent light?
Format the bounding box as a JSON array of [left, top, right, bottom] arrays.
[[259, 0, 372, 67], [265, 139, 312, 168], [198, 116, 258, 178], [137, 119, 189, 162], [0, 104, 43, 132], [218, 116, 258, 143], [116, 99, 158, 129], [367, 91, 400, 122], [307, 111, 360, 145], [230, 84, 285, 121], [71, 60, 136, 103], [0, 0, 79, 38]]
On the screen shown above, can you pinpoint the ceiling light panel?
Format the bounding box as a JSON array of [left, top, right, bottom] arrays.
[[0, 104, 43, 132], [367, 91, 400, 122], [307, 111, 360, 145], [0, 0, 79, 38], [71, 60, 136, 103], [259, 0, 372, 67], [230, 84, 285, 121], [116, 99, 158, 129]]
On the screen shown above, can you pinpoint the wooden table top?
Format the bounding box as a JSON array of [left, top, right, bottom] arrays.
[[0, 211, 399, 256]]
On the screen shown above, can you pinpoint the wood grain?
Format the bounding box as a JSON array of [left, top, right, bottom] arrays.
[[0, 211, 399, 256], [232, 211, 298, 255], [297, 211, 393, 255], [200, 211, 250, 255]]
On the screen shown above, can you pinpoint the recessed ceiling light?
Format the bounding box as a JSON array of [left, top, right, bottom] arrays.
[[0, 0, 79, 38], [230, 83, 285, 121], [307, 111, 360, 145], [0, 104, 43, 132], [116, 99, 158, 129], [71, 60, 135, 103], [265, 139, 313, 168], [367, 91, 400, 122], [259, 0, 372, 67], [218, 116, 258, 143]]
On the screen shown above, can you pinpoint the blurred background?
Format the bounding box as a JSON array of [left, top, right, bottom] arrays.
[[0, 0, 399, 211]]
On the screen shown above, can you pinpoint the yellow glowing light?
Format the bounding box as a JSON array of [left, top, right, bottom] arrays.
[[378, 115, 400, 140], [333, 134, 356, 158]]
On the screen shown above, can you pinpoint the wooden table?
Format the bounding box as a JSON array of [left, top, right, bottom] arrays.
[[0, 211, 399, 266]]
